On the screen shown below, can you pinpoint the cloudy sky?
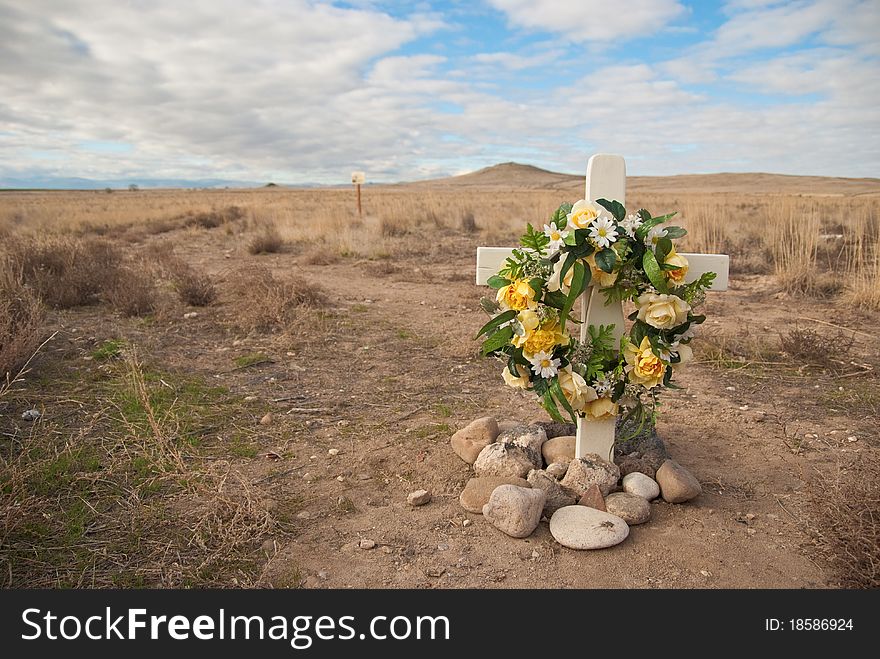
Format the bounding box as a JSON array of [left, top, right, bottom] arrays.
[[1, 0, 877, 185]]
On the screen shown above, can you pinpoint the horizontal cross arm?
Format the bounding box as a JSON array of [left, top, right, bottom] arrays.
[[476, 247, 729, 291]]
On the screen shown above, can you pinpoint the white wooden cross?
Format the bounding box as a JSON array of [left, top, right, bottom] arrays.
[[476, 154, 729, 462]]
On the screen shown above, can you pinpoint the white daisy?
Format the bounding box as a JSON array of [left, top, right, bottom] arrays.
[[529, 351, 561, 379], [619, 214, 642, 238], [646, 226, 668, 250], [588, 216, 618, 248], [542, 221, 569, 253], [594, 375, 613, 397]]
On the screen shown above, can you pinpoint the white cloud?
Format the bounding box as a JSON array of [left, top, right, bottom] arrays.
[[486, 0, 685, 42]]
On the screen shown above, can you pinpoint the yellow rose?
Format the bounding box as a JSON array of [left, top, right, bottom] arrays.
[[558, 366, 597, 412], [566, 199, 603, 230], [585, 253, 618, 288], [547, 257, 575, 293], [635, 293, 690, 330], [675, 342, 693, 365], [584, 397, 619, 419], [665, 250, 689, 286], [517, 309, 540, 333], [515, 321, 567, 356], [496, 279, 537, 311], [502, 363, 530, 389], [624, 336, 667, 389]]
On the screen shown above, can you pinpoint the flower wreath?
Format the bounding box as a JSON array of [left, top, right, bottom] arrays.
[[476, 198, 716, 430]]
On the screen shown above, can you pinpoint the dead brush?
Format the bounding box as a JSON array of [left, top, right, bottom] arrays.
[[163, 256, 217, 307], [186, 205, 245, 230], [0, 263, 45, 383], [4, 235, 124, 308], [227, 265, 327, 332], [103, 265, 157, 316], [805, 453, 880, 588], [779, 326, 854, 372], [247, 222, 286, 254]]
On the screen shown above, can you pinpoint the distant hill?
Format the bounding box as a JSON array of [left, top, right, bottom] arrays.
[[408, 162, 580, 189], [404, 162, 880, 196]]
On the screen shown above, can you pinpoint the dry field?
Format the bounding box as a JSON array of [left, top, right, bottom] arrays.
[[1, 165, 879, 589]]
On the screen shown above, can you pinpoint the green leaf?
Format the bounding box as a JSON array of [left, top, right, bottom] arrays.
[[663, 226, 687, 239], [486, 275, 510, 289], [637, 208, 652, 221], [540, 384, 565, 423], [630, 320, 648, 347], [596, 198, 626, 222], [520, 223, 551, 251], [479, 297, 499, 315], [573, 228, 591, 247], [559, 250, 578, 288], [635, 211, 677, 240], [475, 309, 516, 339], [481, 326, 514, 356], [642, 249, 669, 293], [595, 248, 617, 273], [655, 237, 673, 263], [529, 278, 544, 298], [543, 290, 567, 310], [549, 377, 577, 424], [560, 260, 588, 333], [550, 202, 573, 229], [611, 380, 626, 403]]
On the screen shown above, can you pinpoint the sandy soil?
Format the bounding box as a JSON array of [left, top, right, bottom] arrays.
[[79, 224, 872, 590]]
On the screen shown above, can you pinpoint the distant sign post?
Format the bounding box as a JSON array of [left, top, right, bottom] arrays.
[[351, 171, 365, 217]]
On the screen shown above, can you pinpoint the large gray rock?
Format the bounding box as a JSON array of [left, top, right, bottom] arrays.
[[498, 424, 548, 454], [542, 435, 575, 465], [474, 442, 541, 479], [614, 414, 668, 458], [450, 417, 499, 464], [482, 485, 545, 538], [605, 492, 652, 525], [622, 472, 660, 500], [527, 469, 576, 516], [559, 454, 620, 497], [656, 459, 702, 503], [460, 476, 531, 513], [535, 421, 576, 439], [549, 505, 629, 550]]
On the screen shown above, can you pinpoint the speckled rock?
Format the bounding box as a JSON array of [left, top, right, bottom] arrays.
[[549, 505, 629, 550], [656, 460, 702, 503], [577, 484, 606, 511], [498, 424, 548, 454], [542, 435, 575, 465], [535, 421, 576, 439], [474, 442, 541, 478], [482, 485, 545, 538], [450, 417, 499, 464], [527, 469, 576, 516], [605, 492, 652, 525], [459, 476, 531, 513], [546, 462, 569, 480], [559, 454, 620, 497], [497, 420, 528, 435], [622, 472, 660, 500]]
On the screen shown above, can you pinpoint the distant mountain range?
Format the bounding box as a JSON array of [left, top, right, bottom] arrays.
[[2, 163, 878, 194], [0, 176, 327, 190]]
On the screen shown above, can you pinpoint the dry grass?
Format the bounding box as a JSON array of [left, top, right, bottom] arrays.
[[806, 453, 880, 588], [227, 265, 327, 332], [247, 222, 286, 254], [0, 265, 45, 382], [158, 253, 218, 307], [0, 351, 279, 587]]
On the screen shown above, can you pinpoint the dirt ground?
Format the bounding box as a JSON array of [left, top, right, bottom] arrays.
[[9, 214, 875, 590]]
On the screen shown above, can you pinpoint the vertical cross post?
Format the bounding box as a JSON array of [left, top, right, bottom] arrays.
[[576, 154, 627, 462]]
